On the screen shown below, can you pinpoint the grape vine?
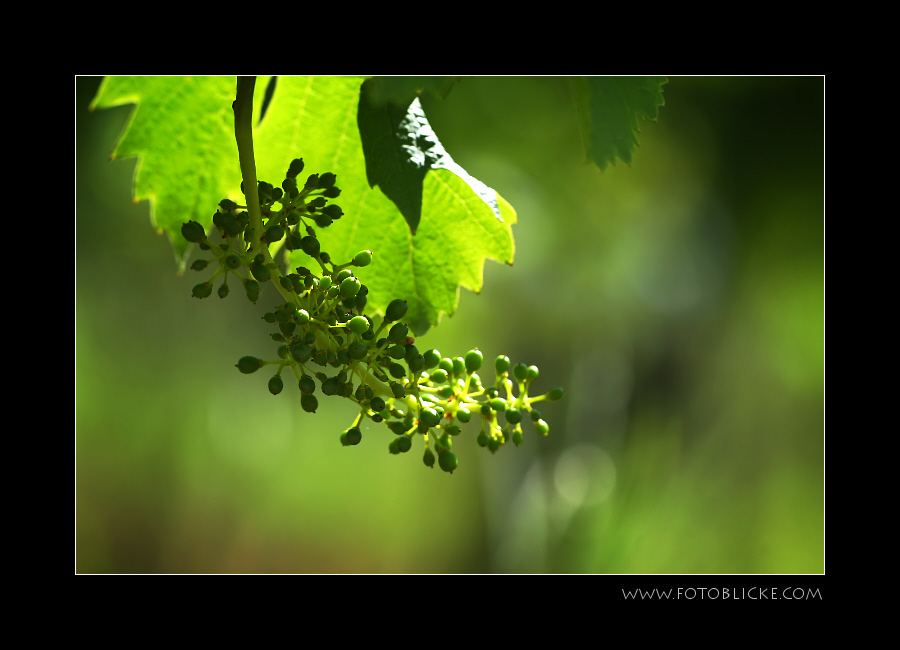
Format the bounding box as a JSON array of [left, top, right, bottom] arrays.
[[182, 76, 564, 474]]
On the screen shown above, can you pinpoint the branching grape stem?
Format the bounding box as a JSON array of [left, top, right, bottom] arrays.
[[233, 76, 297, 309]]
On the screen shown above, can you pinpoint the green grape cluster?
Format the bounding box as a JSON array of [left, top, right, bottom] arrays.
[[183, 158, 564, 475]]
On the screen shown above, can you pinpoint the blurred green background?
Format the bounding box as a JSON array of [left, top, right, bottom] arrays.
[[75, 76, 824, 574]]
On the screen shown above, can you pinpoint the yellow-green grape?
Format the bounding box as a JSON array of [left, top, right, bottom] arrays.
[[526, 365, 539, 382], [348, 316, 369, 335], [424, 349, 441, 369], [353, 250, 373, 267], [495, 355, 510, 374], [513, 363, 529, 381], [534, 419, 549, 435], [339, 276, 361, 299], [465, 349, 483, 373], [429, 369, 448, 384], [456, 406, 471, 423]]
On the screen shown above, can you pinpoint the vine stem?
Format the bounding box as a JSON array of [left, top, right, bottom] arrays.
[[232, 76, 296, 307]]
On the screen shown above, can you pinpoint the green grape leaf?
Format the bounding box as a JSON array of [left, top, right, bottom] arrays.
[[89, 75, 273, 269], [364, 76, 460, 107], [357, 78, 499, 236], [91, 76, 516, 336], [570, 76, 667, 171], [255, 76, 516, 336]]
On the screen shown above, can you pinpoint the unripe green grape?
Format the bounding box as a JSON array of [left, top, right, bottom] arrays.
[[348, 316, 369, 335], [423, 448, 435, 468], [477, 432, 489, 447], [388, 345, 405, 360], [456, 407, 471, 423], [339, 276, 361, 299], [391, 383, 406, 399], [310, 197, 327, 208], [486, 387, 498, 398], [192, 282, 212, 299], [301, 236, 320, 257], [314, 214, 333, 228], [526, 365, 539, 382], [530, 409, 542, 422], [251, 262, 271, 283], [340, 432, 349, 446], [384, 299, 408, 322], [488, 438, 500, 453], [548, 387, 565, 401], [298, 375, 316, 394], [438, 450, 458, 473], [222, 214, 243, 237], [370, 396, 386, 413], [389, 363, 406, 379], [423, 349, 441, 370], [323, 186, 341, 198], [353, 250, 373, 267], [438, 358, 453, 373], [365, 386, 375, 401], [345, 427, 362, 445], [295, 309, 310, 325], [268, 375, 284, 395], [219, 199, 238, 212], [446, 425, 461, 437], [290, 342, 312, 363], [429, 369, 448, 384], [505, 408, 522, 424], [495, 355, 510, 374], [326, 286, 340, 300], [236, 356, 262, 374], [217, 283, 229, 299], [288, 158, 305, 176], [389, 438, 401, 455], [277, 345, 288, 359], [388, 323, 408, 344], [181, 221, 205, 243], [348, 341, 367, 360], [512, 430, 524, 446], [322, 204, 343, 219], [389, 421, 407, 435], [190, 259, 209, 271], [225, 255, 241, 270], [397, 436, 412, 453], [337, 349, 351, 365], [465, 350, 483, 373], [408, 354, 425, 373], [420, 408, 441, 428], [355, 294, 367, 311], [271, 332, 285, 342], [481, 403, 492, 416], [301, 394, 318, 413], [513, 363, 529, 381], [451, 357, 466, 376], [321, 376, 341, 396], [534, 419, 549, 435], [263, 224, 285, 243], [318, 172, 337, 188], [490, 398, 506, 412]]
